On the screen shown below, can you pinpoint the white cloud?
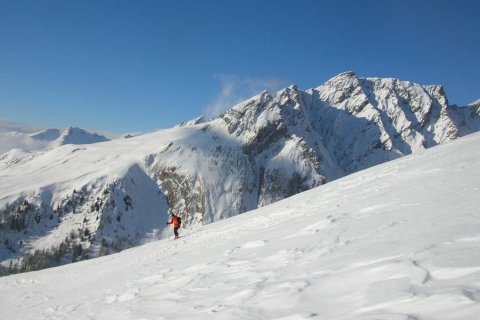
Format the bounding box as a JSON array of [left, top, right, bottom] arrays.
[[204, 75, 286, 118]]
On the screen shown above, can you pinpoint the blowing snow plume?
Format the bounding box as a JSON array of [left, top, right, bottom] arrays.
[[204, 74, 286, 117]]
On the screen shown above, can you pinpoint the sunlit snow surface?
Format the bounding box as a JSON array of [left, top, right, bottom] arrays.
[[0, 133, 479, 320]]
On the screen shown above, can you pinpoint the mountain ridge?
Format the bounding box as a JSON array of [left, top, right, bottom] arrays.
[[1, 71, 479, 274]]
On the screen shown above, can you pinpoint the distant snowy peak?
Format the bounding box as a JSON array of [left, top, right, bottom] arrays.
[[0, 118, 111, 156], [56, 127, 109, 146], [31, 127, 109, 146]]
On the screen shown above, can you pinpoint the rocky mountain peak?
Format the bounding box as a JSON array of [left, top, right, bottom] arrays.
[[1, 71, 479, 276]]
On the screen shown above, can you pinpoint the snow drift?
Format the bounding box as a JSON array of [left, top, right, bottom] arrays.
[[0, 131, 479, 320]]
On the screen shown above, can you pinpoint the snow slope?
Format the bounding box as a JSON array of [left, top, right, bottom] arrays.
[[0, 132, 479, 320]]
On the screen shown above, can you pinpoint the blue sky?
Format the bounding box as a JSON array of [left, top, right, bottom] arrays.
[[0, 0, 478, 133]]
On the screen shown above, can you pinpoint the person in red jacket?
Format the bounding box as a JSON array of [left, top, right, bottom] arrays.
[[166, 213, 181, 239]]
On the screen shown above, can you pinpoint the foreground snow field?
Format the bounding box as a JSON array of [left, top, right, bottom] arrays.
[[1, 133, 479, 320]]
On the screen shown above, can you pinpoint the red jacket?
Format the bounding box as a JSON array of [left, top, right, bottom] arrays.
[[168, 216, 180, 228]]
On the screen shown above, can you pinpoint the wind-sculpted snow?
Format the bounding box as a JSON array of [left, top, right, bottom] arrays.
[[1, 72, 479, 274], [0, 132, 479, 319]]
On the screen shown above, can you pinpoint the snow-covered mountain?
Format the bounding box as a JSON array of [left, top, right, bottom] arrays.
[[0, 119, 110, 155], [30, 127, 109, 147], [1, 72, 479, 274], [1, 132, 479, 319], [0, 123, 110, 169]]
